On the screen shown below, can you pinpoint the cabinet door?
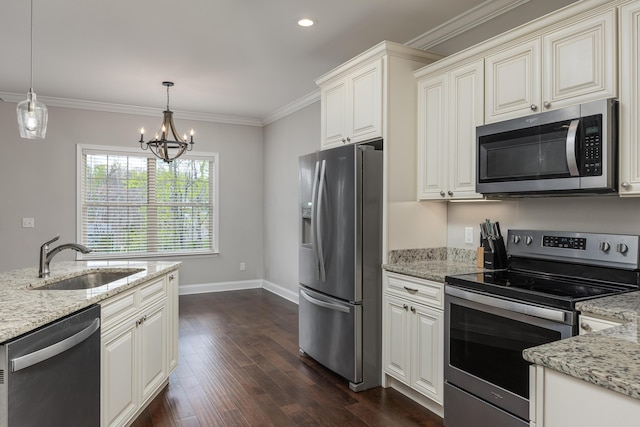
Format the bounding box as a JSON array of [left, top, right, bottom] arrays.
[[619, 2, 640, 196], [417, 73, 448, 200], [411, 304, 444, 404], [542, 10, 616, 111], [485, 38, 541, 123], [448, 60, 484, 200], [102, 322, 137, 427], [348, 59, 383, 143], [139, 302, 168, 404], [167, 271, 179, 371], [383, 295, 411, 385], [321, 78, 347, 148]]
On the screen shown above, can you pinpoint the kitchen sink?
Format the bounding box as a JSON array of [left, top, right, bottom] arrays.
[[33, 269, 143, 290]]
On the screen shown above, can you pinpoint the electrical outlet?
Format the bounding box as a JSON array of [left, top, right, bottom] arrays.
[[464, 227, 474, 244], [22, 217, 35, 228], [240, 262, 246, 271]]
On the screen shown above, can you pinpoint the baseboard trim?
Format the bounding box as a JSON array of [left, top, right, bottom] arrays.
[[179, 279, 299, 304]]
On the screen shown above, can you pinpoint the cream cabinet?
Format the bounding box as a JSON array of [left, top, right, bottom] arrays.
[[485, 9, 616, 123], [619, 1, 640, 195], [578, 313, 624, 335], [320, 59, 382, 149], [530, 365, 640, 427], [100, 271, 178, 427], [383, 272, 444, 406], [416, 59, 484, 201]]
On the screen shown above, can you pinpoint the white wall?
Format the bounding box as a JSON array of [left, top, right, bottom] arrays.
[[0, 102, 264, 287], [447, 197, 640, 248], [263, 102, 320, 295]]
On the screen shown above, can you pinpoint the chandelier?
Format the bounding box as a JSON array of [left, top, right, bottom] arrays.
[[16, 0, 48, 139], [139, 81, 194, 163]]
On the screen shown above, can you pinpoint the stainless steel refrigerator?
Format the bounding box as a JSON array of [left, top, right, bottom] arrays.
[[298, 140, 383, 392]]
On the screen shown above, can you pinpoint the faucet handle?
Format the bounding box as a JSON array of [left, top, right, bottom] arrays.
[[42, 234, 60, 248]]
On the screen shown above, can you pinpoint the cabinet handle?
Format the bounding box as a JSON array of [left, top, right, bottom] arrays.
[[580, 322, 592, 333], [543, 101, 551, 109], [621, 182, 630, 189], [530, 104, 538, 111], [403, 304, 408, 311], [447, 190, 453, 196], [410, 306, 416, 313], [440, 191, 445, 197], [403, 286, 418, 294]]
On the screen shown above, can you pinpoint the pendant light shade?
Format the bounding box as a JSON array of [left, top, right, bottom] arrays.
[[17, 0, 48, 139], [17, 90, 48, 139]]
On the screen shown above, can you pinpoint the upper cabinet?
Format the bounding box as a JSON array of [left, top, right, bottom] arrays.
[[485, 9, 616, 123], [619, 0, 640, 195], [417, 60, 484, 201], [316, 42, 440, 150], [320, 60, 382, 148]]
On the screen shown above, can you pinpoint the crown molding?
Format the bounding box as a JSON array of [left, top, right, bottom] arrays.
[[261, 90, 320, 126], [406, 0, 530, 50], [0, 92, 264, 127]]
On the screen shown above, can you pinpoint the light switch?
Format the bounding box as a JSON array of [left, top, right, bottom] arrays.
[[464, 227, 474, 244], [22, 217, 35, 228]]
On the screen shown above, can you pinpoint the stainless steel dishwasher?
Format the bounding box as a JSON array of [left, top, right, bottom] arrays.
[[0, 304, 100, 427]]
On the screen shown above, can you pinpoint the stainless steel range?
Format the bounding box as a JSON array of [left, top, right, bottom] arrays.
[[444, 229, 640, 427]]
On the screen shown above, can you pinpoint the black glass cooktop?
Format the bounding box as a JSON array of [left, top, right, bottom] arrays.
[[445, 269, 636, 310]]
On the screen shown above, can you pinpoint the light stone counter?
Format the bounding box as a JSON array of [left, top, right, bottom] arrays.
[[0, 260, 181, 343], [523, 291, 640, 400], [382, 247, 482, 283]]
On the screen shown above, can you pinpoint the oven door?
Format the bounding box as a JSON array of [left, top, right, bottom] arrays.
[[444, 286, 574, 422]]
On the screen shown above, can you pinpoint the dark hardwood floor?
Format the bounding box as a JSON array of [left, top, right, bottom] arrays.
[[131, 289, 444, 427]]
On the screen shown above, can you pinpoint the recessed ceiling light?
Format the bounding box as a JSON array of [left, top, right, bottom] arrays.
[[298, 18, 315, 27]]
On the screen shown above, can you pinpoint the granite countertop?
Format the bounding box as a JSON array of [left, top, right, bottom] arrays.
[[523, 291, 640, 400], [382, 247, 482, 282], [0, 260, 181, 343]]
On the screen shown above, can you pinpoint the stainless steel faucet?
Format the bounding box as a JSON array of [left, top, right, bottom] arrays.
[[39, 235, 92, 278]]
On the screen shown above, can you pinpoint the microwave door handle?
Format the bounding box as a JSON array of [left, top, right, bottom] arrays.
[[566, 119, 580, 176]]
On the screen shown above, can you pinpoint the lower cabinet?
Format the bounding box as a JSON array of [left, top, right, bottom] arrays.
[[100, 271, 179, 427], [382, 272, 444, 408]]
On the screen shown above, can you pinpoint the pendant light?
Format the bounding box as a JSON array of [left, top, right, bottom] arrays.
[[138, 81, 194, 163], [16, 0, 48, 139]]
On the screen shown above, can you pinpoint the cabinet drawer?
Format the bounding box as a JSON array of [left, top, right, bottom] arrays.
[[384, 272, 444, 309], [101, 289, 137, 332], [139, 276, 167, 308], [578, 314, 623, 335]]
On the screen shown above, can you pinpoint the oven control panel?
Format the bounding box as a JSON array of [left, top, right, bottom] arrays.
[[508, 229, 640, 269]]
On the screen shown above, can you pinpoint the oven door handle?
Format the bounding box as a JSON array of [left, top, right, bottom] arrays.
[[446, 286, 567, 323], [566, 119, 580, 177]]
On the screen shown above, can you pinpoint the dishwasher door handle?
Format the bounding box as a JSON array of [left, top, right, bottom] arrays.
[[10, 318, 100, 372]]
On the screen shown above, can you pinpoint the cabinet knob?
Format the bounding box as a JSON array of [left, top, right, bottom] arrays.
[[440, 191, 445, 197], [341, 138, 347, 143], [403, 304, 408, 311], [447, 190, 454, 196], [621, 181, 630, 189], [543, 101, 551, 109], [410, 306, 416, 313], [346, 137, 351, 142], [169, 274, 174, 280], [580, 322, 592, 333], [530, 104, 538, 111]]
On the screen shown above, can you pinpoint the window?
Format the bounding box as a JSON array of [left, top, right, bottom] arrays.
[[78, 145, 218, 258]]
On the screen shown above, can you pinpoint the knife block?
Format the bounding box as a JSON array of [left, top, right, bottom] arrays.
[[482, 237, 508, 270]]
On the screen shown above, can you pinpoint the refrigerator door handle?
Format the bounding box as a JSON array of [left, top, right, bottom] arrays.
[[300, 289, 350, 313], [316, 159, 327, 282], [310, 160, 321, 279]]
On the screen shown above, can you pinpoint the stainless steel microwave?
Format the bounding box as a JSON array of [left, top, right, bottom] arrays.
[[476, 98, 618, 197]]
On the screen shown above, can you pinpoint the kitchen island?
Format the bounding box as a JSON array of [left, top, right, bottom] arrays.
[[0, 260, 181, 427], [524, 291, 640, 426]]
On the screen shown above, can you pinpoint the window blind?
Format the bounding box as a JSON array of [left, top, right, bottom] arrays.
[[80, 148, 216, 257]]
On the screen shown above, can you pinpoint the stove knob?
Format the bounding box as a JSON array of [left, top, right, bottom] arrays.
[[600, 241, 611, 252], [524, 236, 533, 245], [617, 243, 629, 254], [512, 235, 521, 244]]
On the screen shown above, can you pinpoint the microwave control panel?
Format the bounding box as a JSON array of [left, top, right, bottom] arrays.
[[581, 114, 602, 176]]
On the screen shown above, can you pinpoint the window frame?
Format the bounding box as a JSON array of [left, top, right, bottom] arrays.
[[76, 144, 219, 259]]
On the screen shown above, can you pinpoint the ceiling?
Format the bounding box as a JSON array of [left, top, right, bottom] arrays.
[[0, 0, 575, 125]]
